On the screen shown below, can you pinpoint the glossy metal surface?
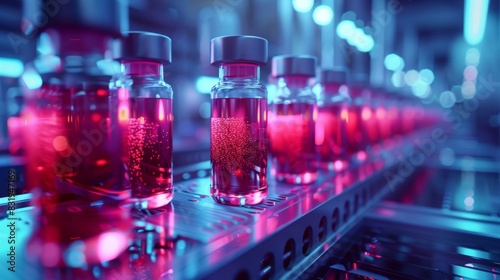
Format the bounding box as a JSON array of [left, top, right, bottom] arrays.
[[300, 150, 500, 279], [0, 131, 438, 280]]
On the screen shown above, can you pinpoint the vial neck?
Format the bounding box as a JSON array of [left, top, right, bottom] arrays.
[[122, 61, 164, 79], [279, 76, 311, 88], [219, 63, 260, 81]]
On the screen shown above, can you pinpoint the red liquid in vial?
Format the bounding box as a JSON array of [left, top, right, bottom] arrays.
[[69, 86, 116, 190], [375, 106, 390, 140], [346, 105, 364, 155], [210, 98, 268, 205], [125, 98, 173, 208], [29, 85, 120, 195], [30, 85, 76, 193], [316, 105, 346, 167], [363, 105, 379, 144], [269, 103, 317, 184], [387, 105, 400, 136], [401, 104, 415, 134]]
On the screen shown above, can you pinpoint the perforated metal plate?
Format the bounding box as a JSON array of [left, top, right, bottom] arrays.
[[0, 136, 423, 280]]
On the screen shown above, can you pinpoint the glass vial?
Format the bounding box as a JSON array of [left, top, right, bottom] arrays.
[[209, 35, 269, 206], [269, 55, 318, 184], [316, 69, 350, 171], [25, 28, 128, 204], [346, 83, 372, 159], [110, 32, 174, 209]]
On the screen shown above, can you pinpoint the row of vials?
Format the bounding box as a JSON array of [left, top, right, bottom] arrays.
[[24, 32, 442, 212]]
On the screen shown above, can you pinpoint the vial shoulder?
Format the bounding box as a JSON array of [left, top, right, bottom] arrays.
[[110, 76, 173, 98], [273, 86, 316, 103], [212, 81, 267, 99]]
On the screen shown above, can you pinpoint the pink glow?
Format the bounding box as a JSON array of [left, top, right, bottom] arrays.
[[361, 107, 372, 121], [52, 136, 68, 151], [357, 151, 367, 161], [41, 242, 60, 267], [158, 99, 165, 121], [118, 88, 129, 100], [464, 66, 478, 81], [97, 231, 128, 262], [7, 116, 22, 138], [334, 160, 344, 171], [377, 208, 396, 216], [97, 89, 107, 97]]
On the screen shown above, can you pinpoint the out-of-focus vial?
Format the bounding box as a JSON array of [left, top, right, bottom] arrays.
[[110, 32, 174, 209], [316, 68, 350, 171], [209, 35, 269, 206], [269, 55, 318, 184], [346, 82, 373, 157], [21, 0, 128, 205]]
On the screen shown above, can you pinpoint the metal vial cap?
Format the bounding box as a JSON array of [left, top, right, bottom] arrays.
[[320, 68, 348, 84], [118, 31, 172, 64], [272, 55, 317, 77], [210, 35, 268, 66]]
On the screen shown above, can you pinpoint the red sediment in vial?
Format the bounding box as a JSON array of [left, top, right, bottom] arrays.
[[210, 98, 267, 195], [126, 98, 173, 198], [211, 117, 257, 170]]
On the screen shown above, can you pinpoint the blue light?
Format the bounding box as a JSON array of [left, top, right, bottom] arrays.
[[336, 20, 356, 39], [464, 196, 474, 207], [65, 241, 86, 268], [313, 5, 334, 26], [0, 58, 24, 78], [21, 68, 43, 89], [195, 76, 218, 94], [391, 71, 405, 87], [293, 0, 314, 13], [439, 91, 456, 108], [346, 28, 364, 46], [419, 69, 435, 84], [384, 54, 404, 71], [411, 80, 431, 98], [37, 32, 53, 55], [267, 84, 277, 104], [464, 0, 489, 45], [465, 47, 480, 66], [357, 34, 374, 53], [199, 101, 211, 119]]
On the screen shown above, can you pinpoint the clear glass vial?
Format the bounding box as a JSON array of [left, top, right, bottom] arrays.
[[316, 68, 350, 171], [110, 32, 174, 209], [346, 81, 372, 159], [210, 35, 269, 206], [269, 55, 318, 184], [21, 0, 128, 204]]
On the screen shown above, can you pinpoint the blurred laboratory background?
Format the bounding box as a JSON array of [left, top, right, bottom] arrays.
[[0, 0, 499, 160]]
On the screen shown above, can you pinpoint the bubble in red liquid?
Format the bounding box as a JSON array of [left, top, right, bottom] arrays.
[[125, 98, 173, 199]]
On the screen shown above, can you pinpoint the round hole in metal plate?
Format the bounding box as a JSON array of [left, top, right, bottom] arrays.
[[318, 216, 327, 242], [260, 252, 274, 280], [332, 207, 339, 231], [302, 226, 313, 256], [283, 238, 296, 270]]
